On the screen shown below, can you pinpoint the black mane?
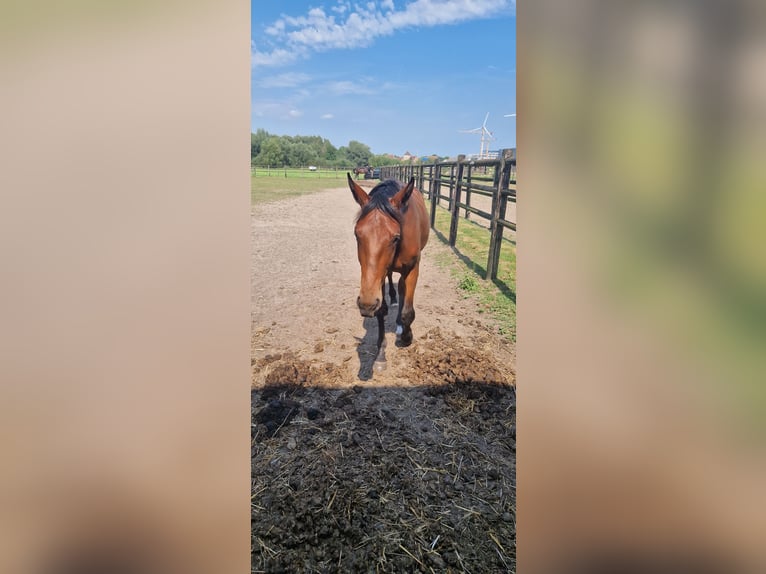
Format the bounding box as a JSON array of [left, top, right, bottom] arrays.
[[356, 179, 403, 225]]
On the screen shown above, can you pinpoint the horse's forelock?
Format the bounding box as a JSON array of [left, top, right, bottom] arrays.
[[355, 180, 404, 226]]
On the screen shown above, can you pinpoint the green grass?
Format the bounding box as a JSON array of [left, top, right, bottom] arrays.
[[251, 171, 352, 204], [432, 206, 516, 341], [458, 274, 480, 293], [252, 167, 353, 179]]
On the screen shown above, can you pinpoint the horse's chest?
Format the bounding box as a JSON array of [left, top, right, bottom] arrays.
[[392, 251, 418, 272]]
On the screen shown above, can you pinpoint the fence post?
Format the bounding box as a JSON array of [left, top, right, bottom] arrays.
[[486, 149, 513, 281], [429, 163, 434, 199], [430, 162, 440, 229], [447, 164, 455, 211], [448, 155, 466, 246], [439, 164, 444, 203], [464, 163, 473, 219]]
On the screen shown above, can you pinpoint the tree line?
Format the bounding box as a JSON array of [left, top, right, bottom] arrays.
[[251, 129, 409, 168]]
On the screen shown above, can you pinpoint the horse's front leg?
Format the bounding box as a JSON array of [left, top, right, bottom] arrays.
[[373, 281, 388, 371], [395, 263, 420, 347], [387, 270, 397, 306]]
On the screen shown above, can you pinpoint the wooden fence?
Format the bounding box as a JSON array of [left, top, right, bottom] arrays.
[[379, 148, 516, 281]]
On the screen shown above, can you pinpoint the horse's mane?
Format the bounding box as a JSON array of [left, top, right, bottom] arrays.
[[356, 179, 404, 225]]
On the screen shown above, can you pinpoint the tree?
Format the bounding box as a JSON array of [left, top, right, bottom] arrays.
[[286, 142, 319, 167], [319, 138, 338, 163], [370, 154, 401, 167], [345, 140, 372, 167], [251, 131, 409, 167], [324, 143, 338, 163], [251, 129, 270, 160], [255, 137, 285, 167]]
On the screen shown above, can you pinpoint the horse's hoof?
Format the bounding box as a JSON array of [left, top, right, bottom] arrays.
[[373, 360, 387, 372], [395, 332, 413, 347]]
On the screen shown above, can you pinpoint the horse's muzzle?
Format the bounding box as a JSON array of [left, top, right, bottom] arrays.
[[357, 297, 381, 317]]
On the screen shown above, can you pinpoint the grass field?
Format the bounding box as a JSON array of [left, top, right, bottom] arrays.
[[432, 206, 517, 341], [251, 171, 353, 204]]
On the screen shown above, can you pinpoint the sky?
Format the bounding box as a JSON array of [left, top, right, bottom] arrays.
[[251, 0, 516, 158]]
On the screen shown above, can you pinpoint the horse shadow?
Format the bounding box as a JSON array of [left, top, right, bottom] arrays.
[[354, 283, 400, 381]]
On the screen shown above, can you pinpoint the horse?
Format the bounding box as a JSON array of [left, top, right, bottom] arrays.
[[347, 174, 430, 362], [353, 166, 369, 179]]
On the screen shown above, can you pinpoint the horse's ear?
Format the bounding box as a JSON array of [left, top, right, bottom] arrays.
[[391, 177, 415, 209], [347, 172, 369, 207]]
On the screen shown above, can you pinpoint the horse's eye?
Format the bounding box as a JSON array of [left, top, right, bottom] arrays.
[[392, 235, 401, 243]]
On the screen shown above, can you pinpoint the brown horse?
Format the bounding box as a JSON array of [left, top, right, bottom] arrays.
[[347, 174, 429, 357]]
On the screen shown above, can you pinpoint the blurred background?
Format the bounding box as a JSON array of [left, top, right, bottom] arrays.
[[0, 1, 250, 573], [520, 0, 765, 572]]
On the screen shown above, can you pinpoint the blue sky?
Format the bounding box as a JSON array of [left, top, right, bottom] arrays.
[[251, 0, 516, 158]]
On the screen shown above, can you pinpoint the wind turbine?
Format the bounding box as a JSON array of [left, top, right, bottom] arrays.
[[504, 113, 516, 117], [459, 112, 496, 159]]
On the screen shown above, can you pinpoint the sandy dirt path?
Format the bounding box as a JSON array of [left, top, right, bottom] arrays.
[[251, 185, 514, 384]]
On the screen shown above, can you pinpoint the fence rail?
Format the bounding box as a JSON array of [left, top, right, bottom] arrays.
[[379, 148, 516, 281]]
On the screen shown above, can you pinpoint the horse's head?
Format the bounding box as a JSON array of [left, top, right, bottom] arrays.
[[347, 174, 415, 317]]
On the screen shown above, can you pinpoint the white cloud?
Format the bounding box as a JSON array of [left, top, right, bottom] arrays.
[[293, 88, 312, 100], [251, 101, 284, 118], [264, 20, 285, 36], [256, 72, 311, 88], [321, 113, 335, 119], [252, 101, 305, 120], [322, 78, 399, 96], [251, 47, 303, 68], [325, 80, 375, 95], [252, 0, 514, 68], [332, 2, 351, 14]]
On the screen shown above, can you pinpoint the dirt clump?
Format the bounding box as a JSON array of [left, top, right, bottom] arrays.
[[401, 328, 512, 388], [254, 398, 301, 438], [257, 356, 351, 400]]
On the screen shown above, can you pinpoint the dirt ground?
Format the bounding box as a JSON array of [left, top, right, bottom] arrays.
[[252, 184, 516, 573]]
